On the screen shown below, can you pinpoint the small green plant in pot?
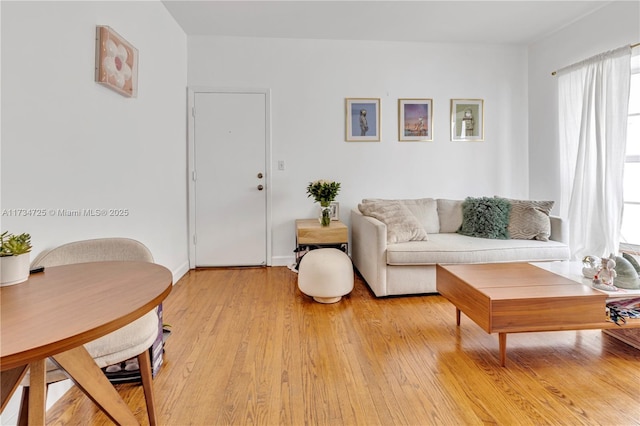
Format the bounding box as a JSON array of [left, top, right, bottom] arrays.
[[1, 231, 32, 286]]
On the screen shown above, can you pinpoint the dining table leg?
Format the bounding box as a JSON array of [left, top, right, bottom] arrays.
[[0, 364, 28, 413], [27, 360, 46, 426], [52, 345, 138, 425]]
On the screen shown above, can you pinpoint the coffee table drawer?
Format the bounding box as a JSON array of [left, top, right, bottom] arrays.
[[490, 295, 605, 332]]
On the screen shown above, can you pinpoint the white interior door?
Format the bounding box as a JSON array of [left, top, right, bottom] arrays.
[[191, 90, 269, 267]]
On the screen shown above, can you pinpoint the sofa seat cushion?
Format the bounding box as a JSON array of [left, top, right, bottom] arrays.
[[386, 233, 570, 265]]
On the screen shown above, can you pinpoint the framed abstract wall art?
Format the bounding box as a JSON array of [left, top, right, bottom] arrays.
[[95, 26, 138, 97], [398, 99, 433, 141], [345, 98, 380, 141], [450, 99, 484, 141]]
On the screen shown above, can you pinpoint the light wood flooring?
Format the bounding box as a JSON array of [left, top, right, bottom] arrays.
[[46, 266, 640, 425]]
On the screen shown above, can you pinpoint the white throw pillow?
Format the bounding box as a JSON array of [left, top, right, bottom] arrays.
[[358, 201, 428, 243], [361, 198, 439, 233]]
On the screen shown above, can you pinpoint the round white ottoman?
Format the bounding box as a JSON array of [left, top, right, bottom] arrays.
[[298, 248, 354, 303]]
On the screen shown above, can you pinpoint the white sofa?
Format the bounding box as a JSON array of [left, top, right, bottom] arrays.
[[351, 198, 571, 297]]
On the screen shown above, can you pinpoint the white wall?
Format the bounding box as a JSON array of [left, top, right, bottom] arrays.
[[528, 0, 640, 213], [1, 1, 189, 276], [188, 36, 529, 264], [0, 2, 187, 422]]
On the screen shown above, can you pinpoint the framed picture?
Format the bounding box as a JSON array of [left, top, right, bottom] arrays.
[[345, 98, 380, 141], [398, 99, 433, 141], [451, 99, 484, 141], [95, 26, 138, 97], [329, 202, 339, 221]]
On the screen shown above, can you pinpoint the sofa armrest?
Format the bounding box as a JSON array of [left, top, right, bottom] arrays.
[[351, 208, 388, 297], [549, 215, 568, 244]]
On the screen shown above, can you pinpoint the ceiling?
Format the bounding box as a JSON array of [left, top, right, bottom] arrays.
[[162, 0, 612, 45]]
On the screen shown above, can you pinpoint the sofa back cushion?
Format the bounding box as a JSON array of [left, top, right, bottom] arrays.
[[358, 201, 428, 243], [361, 198, 439, 233], [436, 199, 464, 233]]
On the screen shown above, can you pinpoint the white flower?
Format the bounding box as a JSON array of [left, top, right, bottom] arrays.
[[102, 39, 132, 89]]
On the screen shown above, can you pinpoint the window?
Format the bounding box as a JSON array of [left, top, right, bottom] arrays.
[[620, 56, 640, 250]]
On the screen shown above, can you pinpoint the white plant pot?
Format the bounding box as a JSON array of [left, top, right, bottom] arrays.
[[1, 254, 31, 286]]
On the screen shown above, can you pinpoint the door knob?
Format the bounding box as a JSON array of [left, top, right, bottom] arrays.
[[257, 173, 263, 179], [257, 184, 264, 191]]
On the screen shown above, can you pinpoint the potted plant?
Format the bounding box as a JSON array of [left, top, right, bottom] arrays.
[[1, 231, 32, 286], [306, 180, 341, 227]]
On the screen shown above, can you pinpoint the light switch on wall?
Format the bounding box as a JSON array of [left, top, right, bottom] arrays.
[[278, 160, 285, 171]]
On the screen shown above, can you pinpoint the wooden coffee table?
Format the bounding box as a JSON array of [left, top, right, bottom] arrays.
[[436, 263, 640, 366]]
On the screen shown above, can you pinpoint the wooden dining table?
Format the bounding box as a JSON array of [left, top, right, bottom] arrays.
[[0, 261, 173, 425]]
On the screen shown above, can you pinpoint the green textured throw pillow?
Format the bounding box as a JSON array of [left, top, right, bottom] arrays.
[[457, 197, 511, 239]]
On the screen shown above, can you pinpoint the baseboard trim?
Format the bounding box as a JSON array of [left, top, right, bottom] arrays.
[[271, 255, 296, 267], [172, 260, 190, 284]]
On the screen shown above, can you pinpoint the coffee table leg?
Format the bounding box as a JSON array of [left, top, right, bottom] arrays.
[[456, 308, 461, 326], [499, 333, 507, 367]]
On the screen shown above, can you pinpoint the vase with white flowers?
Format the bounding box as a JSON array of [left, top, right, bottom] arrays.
[[306, 179, 341, 227]]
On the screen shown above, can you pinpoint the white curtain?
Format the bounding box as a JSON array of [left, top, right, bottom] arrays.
[[558, 46, 631, 260]]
